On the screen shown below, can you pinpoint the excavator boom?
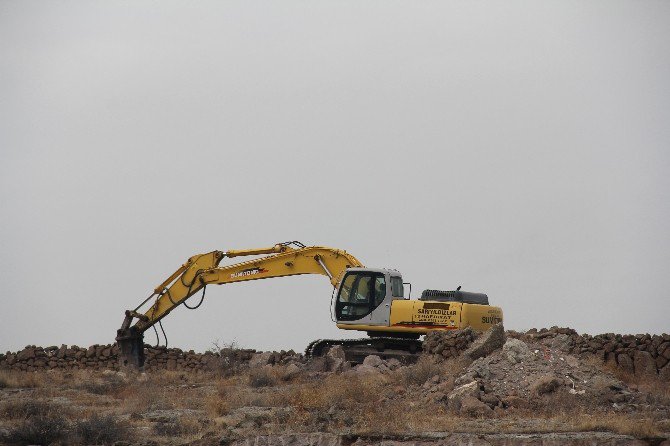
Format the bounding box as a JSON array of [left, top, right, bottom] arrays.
[[116, 242, 362, 367]]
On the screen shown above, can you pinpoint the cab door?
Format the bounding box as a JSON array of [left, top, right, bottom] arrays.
[[335, 272, 386, 323]]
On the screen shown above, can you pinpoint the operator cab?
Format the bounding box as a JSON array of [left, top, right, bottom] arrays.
[[334, 268, 404, 321]]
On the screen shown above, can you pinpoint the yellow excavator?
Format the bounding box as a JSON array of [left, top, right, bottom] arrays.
[[116, 241, 503, 368]]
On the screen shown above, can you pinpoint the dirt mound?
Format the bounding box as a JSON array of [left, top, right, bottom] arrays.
[[508, 327, 670, 381], [451, 337, 638, 410], [419, 325, 670, 419]]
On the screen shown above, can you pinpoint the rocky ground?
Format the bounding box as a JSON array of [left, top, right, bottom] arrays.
[[0, 326, 669, 446]]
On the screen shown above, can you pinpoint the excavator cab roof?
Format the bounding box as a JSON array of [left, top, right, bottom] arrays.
[[345, 267, 401, 276]]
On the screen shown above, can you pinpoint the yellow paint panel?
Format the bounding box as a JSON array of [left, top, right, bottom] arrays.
[[460, 304, 504, 331], [389, 300, 416, 326], [385, 299, 504, 333]]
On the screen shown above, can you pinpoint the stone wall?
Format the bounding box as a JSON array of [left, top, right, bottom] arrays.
[[508, 327, 670, 380], [423, 326, 670, 380], [0, 344, 263, 372], [2, 327, 669, 379]]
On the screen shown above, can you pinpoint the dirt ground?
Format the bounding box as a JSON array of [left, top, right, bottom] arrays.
[[1, 331, 669, 446]]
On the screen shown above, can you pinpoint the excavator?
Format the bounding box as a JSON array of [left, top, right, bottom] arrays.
[[116, 241, 503, 368]]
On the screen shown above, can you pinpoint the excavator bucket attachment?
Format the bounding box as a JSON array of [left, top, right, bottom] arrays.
[[116, 327, 144, 369], [116, 311, 145, 368]]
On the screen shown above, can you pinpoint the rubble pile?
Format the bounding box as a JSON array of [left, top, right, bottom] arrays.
[[444, 338, 640, 413], [422, 327, 477, 359], [419, 326, 670, 417], [508, 327, 670, 380]]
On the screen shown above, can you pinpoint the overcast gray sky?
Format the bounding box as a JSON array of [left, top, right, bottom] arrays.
[[1, 1, 669, 353]]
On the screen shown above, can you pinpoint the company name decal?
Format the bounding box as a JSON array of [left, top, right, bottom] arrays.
[[230, 268, 268, 279], [417, 308, 457, 316], [482, 308, 502, 325]]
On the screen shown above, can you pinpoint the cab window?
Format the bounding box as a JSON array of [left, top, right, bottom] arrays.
[[391, 276, 404, 297], [338, 273, 356, 303], [374, 276, 386, 306], [335, 272, 386, 321]]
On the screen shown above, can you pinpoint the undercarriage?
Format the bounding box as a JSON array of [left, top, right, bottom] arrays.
[[305, 335, 423, 364]]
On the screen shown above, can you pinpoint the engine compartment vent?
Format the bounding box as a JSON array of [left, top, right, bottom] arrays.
[[420, 289, 489, 305]]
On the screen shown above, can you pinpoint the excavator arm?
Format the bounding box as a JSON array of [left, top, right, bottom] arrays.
[[116, 242, 363, 368]]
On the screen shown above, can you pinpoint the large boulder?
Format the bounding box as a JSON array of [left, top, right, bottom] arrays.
[[249, 352, 273, 369], [326, 346, 347, 373], [362, 355, 383, 368], [660, 344, 670, 360], [352, 364, 381, 375], [281, 363, 301, 381], [351, 355, 386, 375], [465, 323, 505, 360], [589, 374, 625, 398], [633, 351, 657, 380], [16, 347, 36, 361], [659, 363, 670, 382], [548, 334, 574, 352], [617, 353, 634, 374], [530, 375, 562, 396], [503, 339, 532, 364], [305, 357, 328, 373], [446, 381, 480, 410], [454, 358, 493, 387], [459, 395, 493, 417]]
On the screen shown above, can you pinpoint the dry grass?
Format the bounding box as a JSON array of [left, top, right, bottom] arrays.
[[560, 412, 659, 438], [286, 374, 388, 411], [3, 414, 69, 445], [200, 360, 669, 438], [523, 389, 602, 415], [247, 366, 279, 388], [153, 416, 206, 436], [73, 413, 130, 445], [206, 370, 455, 434], [388, 356, 470, 391], [0, 399, 54, 420], [0, 370, 43, 388], [388, 356, 445, 387], [0, 361, 667, 443], [110, 370, 210, 413], [591, 355, 670, 392]]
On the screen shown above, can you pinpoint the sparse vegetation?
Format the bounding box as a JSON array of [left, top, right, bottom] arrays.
[[0, 370, 42, 389], [73, 413, 129, 445], [209, 339, 254, 376], [0, 333, 668, 445], [248, 366, 278, 388], [390, 356, 458, 387], [153, 417, 204, 437], [77, 378, 127, 395], [1, 400, 54, 420], [4, 414, 69, 445]]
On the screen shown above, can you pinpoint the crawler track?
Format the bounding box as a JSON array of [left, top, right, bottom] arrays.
[[305, 337, 423, 364]]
